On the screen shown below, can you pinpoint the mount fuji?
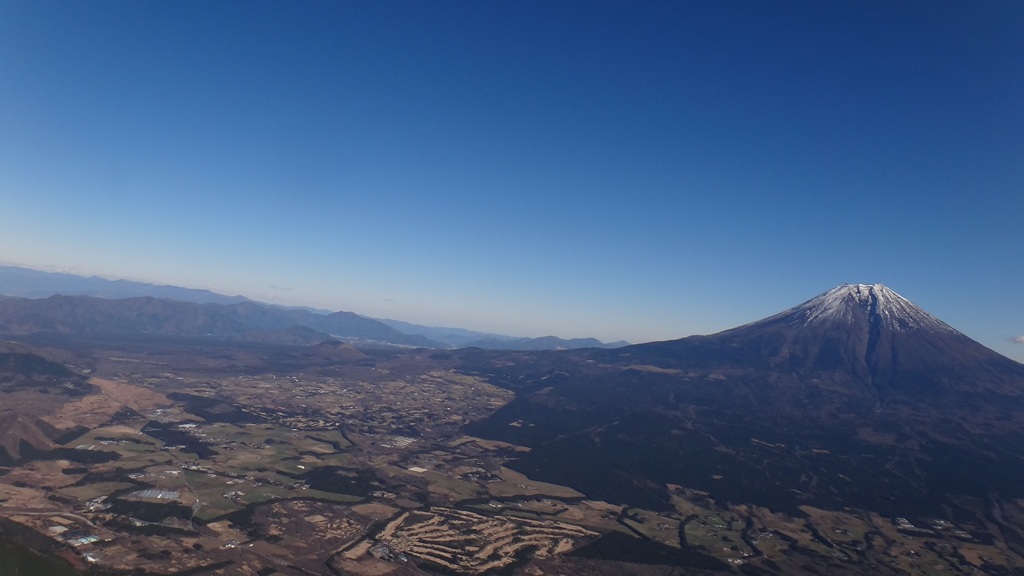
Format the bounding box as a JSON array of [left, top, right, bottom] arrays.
[[621, 283, 1024, 403], [461, 284, 1024, 539]]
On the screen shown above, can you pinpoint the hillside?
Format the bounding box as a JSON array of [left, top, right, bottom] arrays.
[[461, 285, 1024, 543]]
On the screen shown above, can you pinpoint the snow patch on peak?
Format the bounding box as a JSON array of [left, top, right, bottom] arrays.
[[786, 284, 959, 335]]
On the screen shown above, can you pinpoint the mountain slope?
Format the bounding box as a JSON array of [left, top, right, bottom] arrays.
[[0, 342, 93, 462], [460, 284, 1024, 531]]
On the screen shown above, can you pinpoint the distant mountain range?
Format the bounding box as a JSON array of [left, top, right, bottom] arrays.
[[375, 317, 629, 349], [460, 335, 631, 350], [0, 294, 441, 347], [0, 265, 625, 350], [0, 265, 253, 305], [374, 317, 520, 347]]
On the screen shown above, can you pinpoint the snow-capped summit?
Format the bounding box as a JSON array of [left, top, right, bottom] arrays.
[[624, 283, 1024, 399], [780, 284, 959, 335]]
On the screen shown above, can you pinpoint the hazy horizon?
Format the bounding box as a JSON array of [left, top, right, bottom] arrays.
[[2, 2, 1021, 360]]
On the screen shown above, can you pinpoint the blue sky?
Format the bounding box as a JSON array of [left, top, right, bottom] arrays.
[[1, 1, 1022, 360]]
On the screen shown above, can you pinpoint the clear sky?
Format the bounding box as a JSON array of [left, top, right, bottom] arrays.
[[1, 1, 1022, 361]]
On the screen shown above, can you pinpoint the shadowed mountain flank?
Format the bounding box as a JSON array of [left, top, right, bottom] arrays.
[[0, 343, 94, 462], [461, 285, 1024, 521]]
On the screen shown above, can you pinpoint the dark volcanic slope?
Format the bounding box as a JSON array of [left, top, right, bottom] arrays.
[[0, 340, 82, 386], [0, 342, 93, 462], [461, 284, 1024, 524]]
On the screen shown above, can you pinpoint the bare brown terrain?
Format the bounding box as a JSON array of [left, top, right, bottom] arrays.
[[1, 326, 1023, 576], [0, 339, 612, 575]]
